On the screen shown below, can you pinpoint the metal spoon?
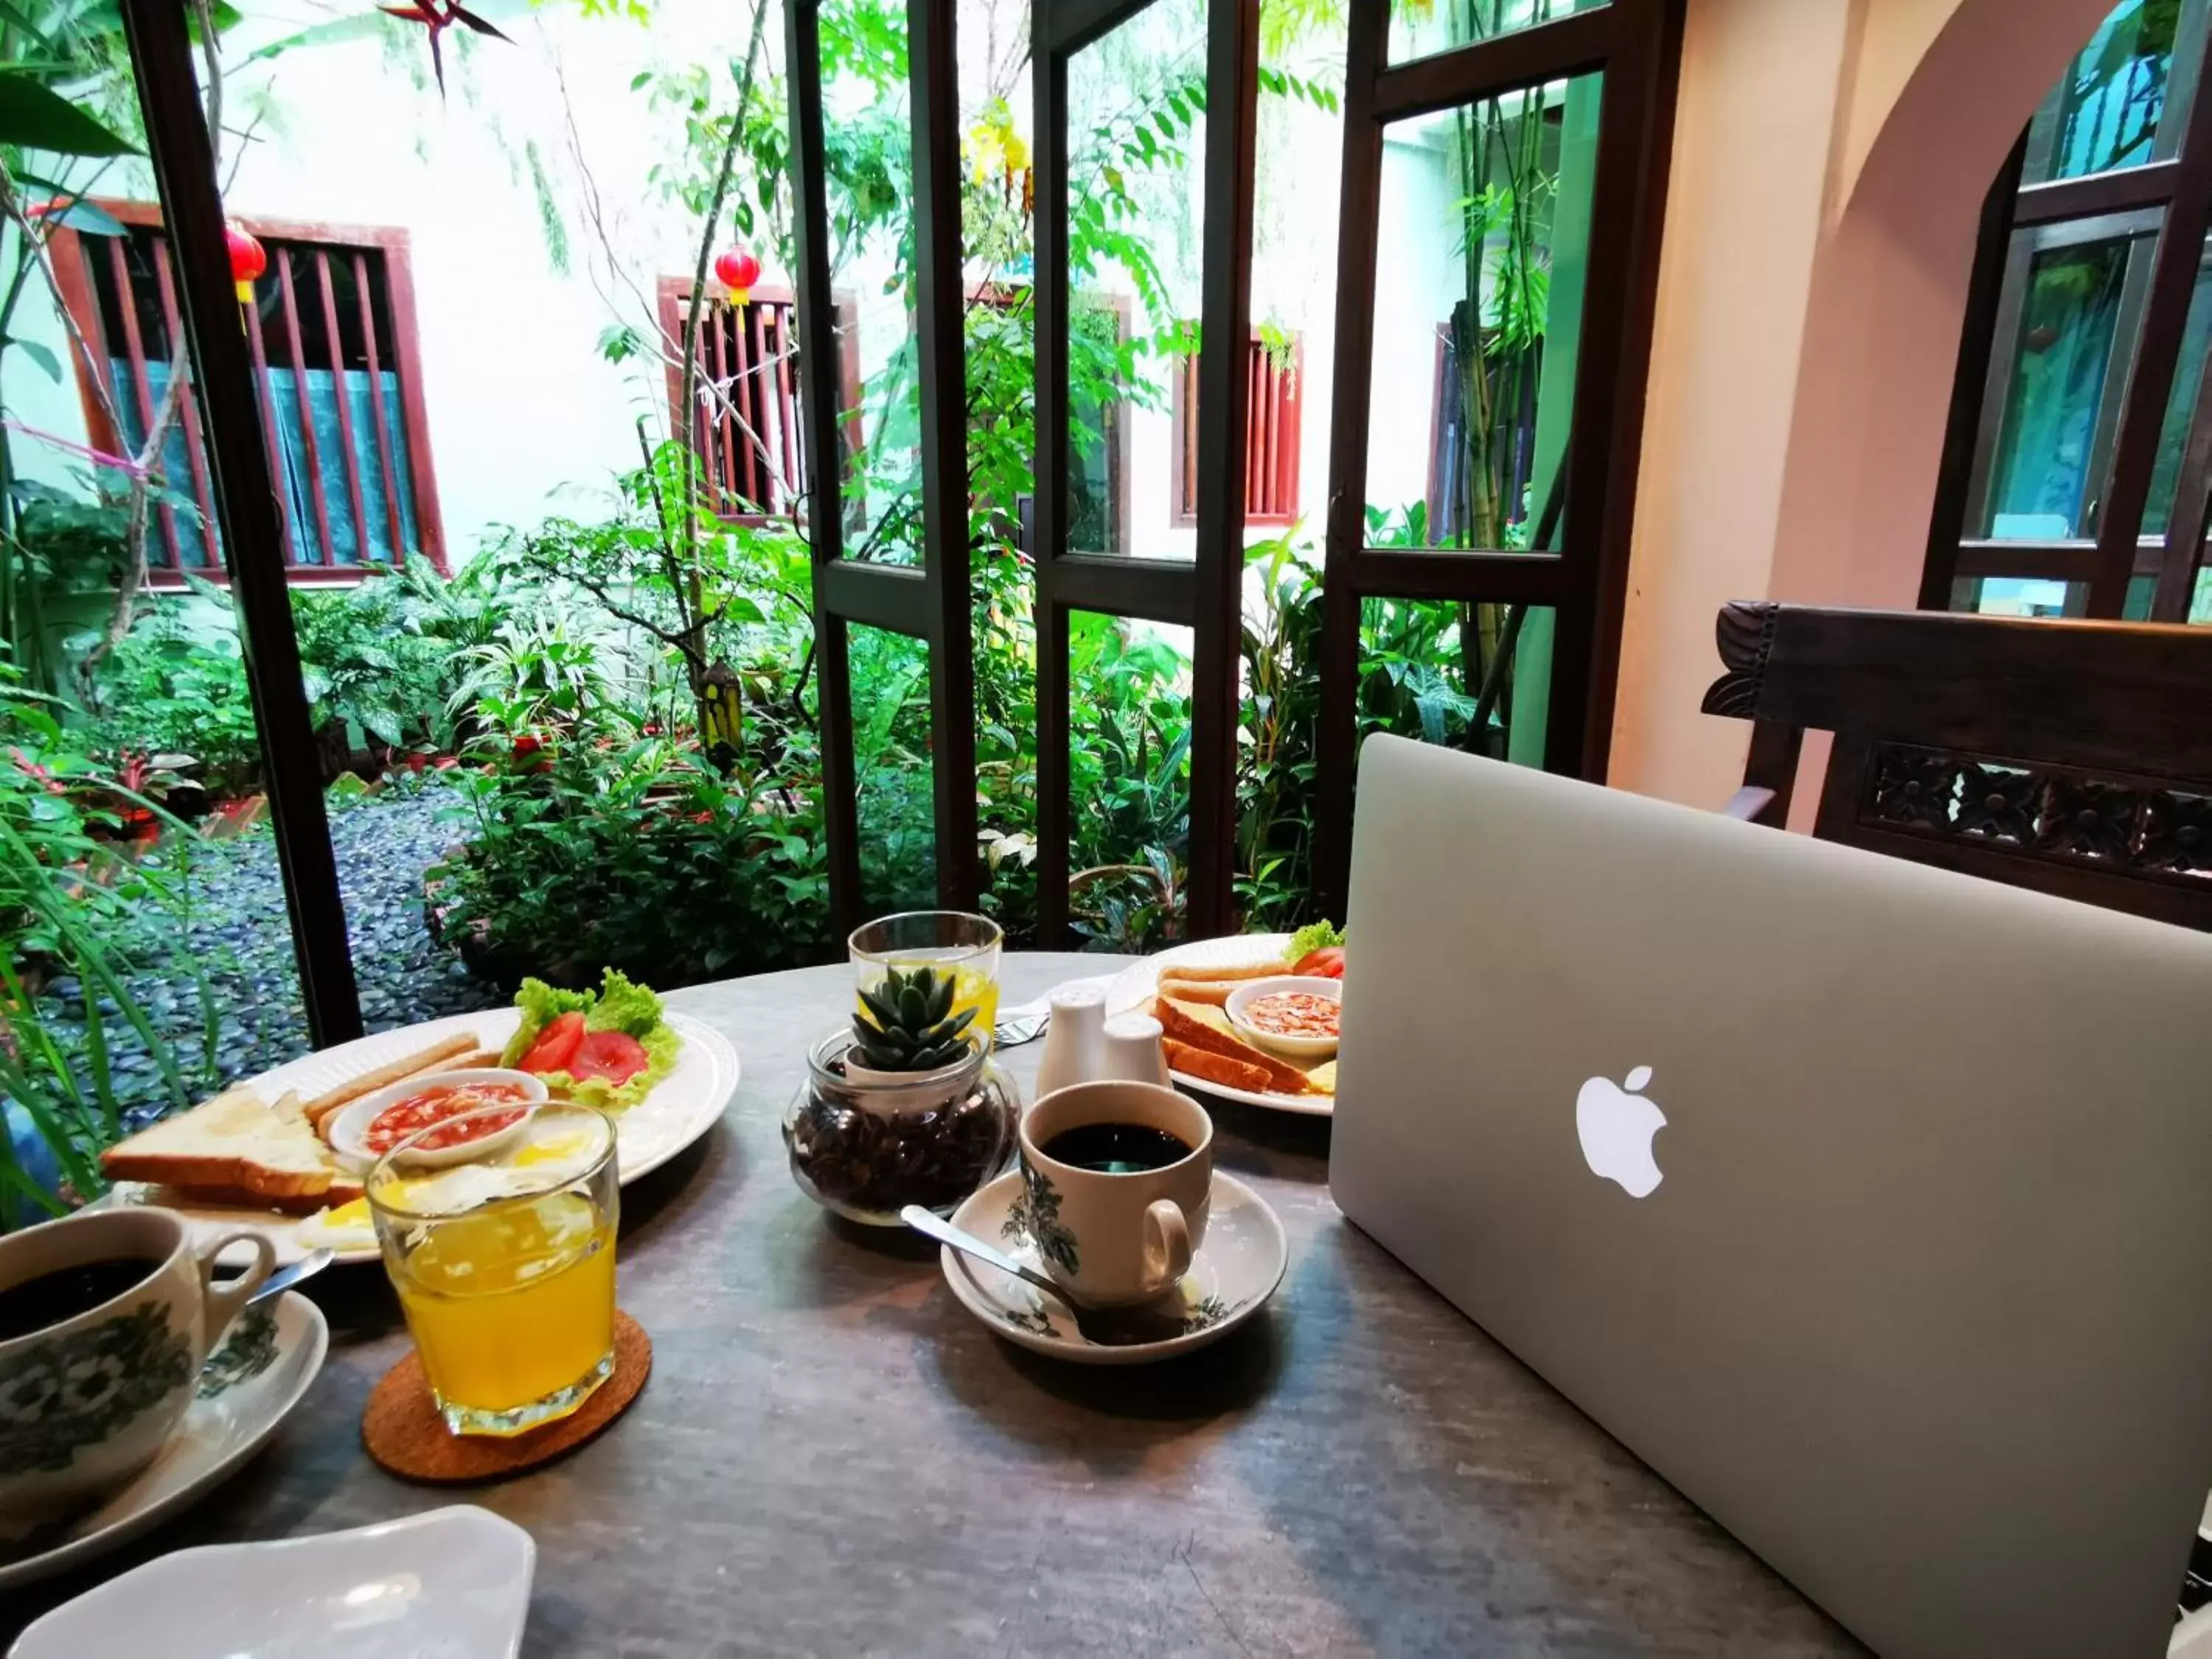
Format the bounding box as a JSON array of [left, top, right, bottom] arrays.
[[900, 1207, 1189, 1346], [243, 1247, 335, 1307], [900, 1206, 1066, 1302]]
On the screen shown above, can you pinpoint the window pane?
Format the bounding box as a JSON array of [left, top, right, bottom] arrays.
[[1951, 577, 2089, 618], [1065, 0, 1208, 559], [824, 3, 925, 564], [4, 63, 344, 1218], [1068, 613, 1190, 949], [850, 625, 938, 913], [1364, 72, 1599, 552], [1970, 214, 2160, 539], [2020, 0, 2207, 184], [1361, 599, 1557, 759], [1387, 0, 1607, 68], [2194, 565, 2212, 622], [2144, 235, 2212, 535]]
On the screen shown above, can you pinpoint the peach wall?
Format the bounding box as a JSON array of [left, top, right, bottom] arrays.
[[1609, 0, 2114, 813]]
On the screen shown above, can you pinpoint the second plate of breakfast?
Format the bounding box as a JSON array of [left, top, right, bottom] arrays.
[[95, 972, 740, 1266], [1103, 927, 1346, 1116]]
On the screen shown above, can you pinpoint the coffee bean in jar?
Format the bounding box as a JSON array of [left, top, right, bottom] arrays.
[[782, 1029, 1019, 1224]]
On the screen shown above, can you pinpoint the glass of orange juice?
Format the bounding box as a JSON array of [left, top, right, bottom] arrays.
[[849, 911, 1004, 1049], [366, 1102, 619, 1436]]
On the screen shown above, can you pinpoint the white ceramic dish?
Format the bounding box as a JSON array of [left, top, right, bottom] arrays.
[[0, 1290, 327, 1593], [939, 1166, 1287, 1366], [1223, 975, 1343, 1060], [327, 1068, 549, 1171], [1104, 934, 1335, 1116], [102, 1009, 740, 1265], [8, 1504, 534, 1658]]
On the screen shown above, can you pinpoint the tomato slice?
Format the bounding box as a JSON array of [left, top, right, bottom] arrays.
[[520, 1010, 586, 1074], [1293, 947, 1346, 979], [568, 1028, 650, 1085]]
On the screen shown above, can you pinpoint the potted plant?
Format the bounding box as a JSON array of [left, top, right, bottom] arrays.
[[781, 966, 1018, 1225]]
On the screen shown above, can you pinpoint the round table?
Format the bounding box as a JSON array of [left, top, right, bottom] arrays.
[[0, 956, 1865, 1655]]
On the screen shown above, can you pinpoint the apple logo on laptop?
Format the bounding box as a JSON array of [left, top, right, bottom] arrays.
[[1576, 1065, 1666, 1197]]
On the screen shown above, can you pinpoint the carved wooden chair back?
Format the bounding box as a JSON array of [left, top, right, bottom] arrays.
[[1701, 601, 2212, 931]]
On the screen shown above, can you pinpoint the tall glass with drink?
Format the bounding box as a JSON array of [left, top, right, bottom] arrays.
[[367, 1101, 618, 1436]]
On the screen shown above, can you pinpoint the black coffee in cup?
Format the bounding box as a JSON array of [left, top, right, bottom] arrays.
[[1040, 1121, 1192, 1175], [0, 1256, 161, 1342]]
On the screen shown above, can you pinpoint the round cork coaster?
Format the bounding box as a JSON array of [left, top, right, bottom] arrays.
[[363, 1310, 651, 1485]]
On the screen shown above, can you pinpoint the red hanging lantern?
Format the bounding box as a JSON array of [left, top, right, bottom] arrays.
[[713, 247, 760, 307], [225, 224, 265, 305]]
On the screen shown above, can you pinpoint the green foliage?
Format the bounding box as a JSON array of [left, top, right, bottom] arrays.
[[432, 707, 834, 987], [291, 575, 456, 753], [75, 599, 262, 791], [0, 69, 135, 156], [0, 657, 215, 1222]]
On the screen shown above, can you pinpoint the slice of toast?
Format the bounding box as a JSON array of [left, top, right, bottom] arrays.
[[1153, 995, 1316, 1094], [1162, 1038, 1275, 1094], [101, 1086, 344, 1206]]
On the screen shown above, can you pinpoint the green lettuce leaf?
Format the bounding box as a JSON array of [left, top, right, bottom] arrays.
[[498, 970, 679, 1110], [1286, 920, 1346, 961], [582, 968, 664, 1037]]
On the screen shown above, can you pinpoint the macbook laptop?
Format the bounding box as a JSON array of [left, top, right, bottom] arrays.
[[1329, 734, 2212, 1658]]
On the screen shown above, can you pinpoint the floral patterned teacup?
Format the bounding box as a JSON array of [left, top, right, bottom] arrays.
[[1017, 1080, 1213, 1308], [0, 1207, 274, 1540]]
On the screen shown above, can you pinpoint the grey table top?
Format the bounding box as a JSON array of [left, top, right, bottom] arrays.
[[1, 954, 1863, 1656]]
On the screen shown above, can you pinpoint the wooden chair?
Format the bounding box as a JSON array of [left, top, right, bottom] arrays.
[[1700, 600, 2212, 931]]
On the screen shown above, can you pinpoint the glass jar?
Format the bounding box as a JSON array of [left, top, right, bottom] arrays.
[[848, 911, 1004, 1051], [782, 1030, 1019, 1225]]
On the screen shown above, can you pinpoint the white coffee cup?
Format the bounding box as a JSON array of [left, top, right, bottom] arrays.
[[0, 1207, 274, 1540], [1018, 1080, 1212, 1308]]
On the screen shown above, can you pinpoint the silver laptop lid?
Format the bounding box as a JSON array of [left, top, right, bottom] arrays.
[[1330, 734, 2212, 1658]]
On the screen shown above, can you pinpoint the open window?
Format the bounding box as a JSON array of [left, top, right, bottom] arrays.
[[1172, 330, 1301, 526], [658, 278, 862, 526], [50, 204, 445, 581]]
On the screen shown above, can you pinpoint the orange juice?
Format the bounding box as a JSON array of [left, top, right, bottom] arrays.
[[390, 1190, 615, 1424]]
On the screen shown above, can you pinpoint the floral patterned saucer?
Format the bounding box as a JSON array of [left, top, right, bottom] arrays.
[[0, 1292, 327, 1592], [939, 1168, 1287, 1366]]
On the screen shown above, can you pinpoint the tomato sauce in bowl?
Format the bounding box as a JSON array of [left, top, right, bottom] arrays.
[[365, 1083, 533, 1156], [1242, 991, 1340, 1040]]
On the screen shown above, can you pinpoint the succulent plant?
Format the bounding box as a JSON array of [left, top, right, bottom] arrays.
[[852, 965, 978, 1072]]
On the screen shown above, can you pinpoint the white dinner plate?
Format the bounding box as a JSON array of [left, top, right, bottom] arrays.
[[940, 1167, 1287, 1365], [9, 1504, 533, 1657], [0, 1291, 328, 1595], [104, 1008, 740, 1265], [1103, 933, 1335, 1116]]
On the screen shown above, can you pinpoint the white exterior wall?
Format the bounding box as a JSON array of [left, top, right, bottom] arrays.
[[1, 3, 1449, 580]]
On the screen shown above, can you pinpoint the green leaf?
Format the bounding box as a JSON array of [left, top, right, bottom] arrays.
[[41, 196, 125, 234], [9, 336, 59, 381], [0, 73, 136, 156]]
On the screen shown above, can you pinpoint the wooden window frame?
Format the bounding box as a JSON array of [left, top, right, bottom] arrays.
[[1029, 0, 1265, 944], [1923, 7, 2212, 622], [1310, 0, 1686, 916], [47, 199, 447, 585], [1170, 329, 1301, 528], [656, 277, 863, 529]]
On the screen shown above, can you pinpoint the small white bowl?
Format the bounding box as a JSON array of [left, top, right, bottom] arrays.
[[327, 1068, 548, 1171], [1224, 975, 1343, 1060]]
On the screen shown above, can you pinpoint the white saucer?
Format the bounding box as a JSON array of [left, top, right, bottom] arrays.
[[940, 1168, 1287, 1365], [0, 1291, 328, 1593], [10, 1504, 533, 1659]]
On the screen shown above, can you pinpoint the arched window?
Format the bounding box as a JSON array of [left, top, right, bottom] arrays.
[[1924, 0, 2212, 625]]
